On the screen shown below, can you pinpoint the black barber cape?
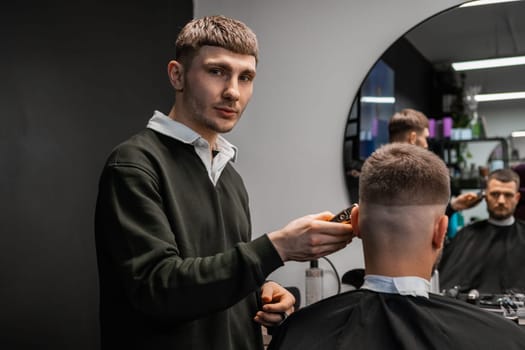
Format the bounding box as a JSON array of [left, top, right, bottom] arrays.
[[268, 289, 525, 350], [439, 219, 525, 294]]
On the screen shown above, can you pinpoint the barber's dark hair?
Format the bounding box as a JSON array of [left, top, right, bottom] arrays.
[[388, 108, 429, 143], [488, 168, 520, 190], [359, 143, 450, 205], [175, 15, 258, 68]]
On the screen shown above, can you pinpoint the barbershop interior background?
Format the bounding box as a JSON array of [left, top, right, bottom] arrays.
[[2, 0, 525, 348]]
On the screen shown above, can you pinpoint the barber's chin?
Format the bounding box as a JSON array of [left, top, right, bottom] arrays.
[[211, 120, 237, 134], [217, 124, 236, 133]]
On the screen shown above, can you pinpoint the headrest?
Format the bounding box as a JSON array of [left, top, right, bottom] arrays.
[[512, 163, 525, 194], [342, 268, 365, 289]]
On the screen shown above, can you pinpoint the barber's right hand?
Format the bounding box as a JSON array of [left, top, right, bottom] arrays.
[[267, 211, 354, 262], [450, 192, 484, 211]]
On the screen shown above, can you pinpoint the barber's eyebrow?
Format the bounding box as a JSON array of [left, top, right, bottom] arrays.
[[204, 60, 256, 74]]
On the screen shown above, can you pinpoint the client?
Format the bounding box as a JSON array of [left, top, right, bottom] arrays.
[[268, 143, 525, 349], [439, 168, 525, 294]]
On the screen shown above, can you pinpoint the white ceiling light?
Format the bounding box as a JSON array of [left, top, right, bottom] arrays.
[[360, 96, 395, 104], [511, 131, 525, 138], [452, 55, 525, 71], [475, 91, 525, 102], [460, 0, 522, 8]]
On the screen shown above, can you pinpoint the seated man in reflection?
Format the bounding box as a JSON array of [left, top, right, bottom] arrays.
[[268, 144, 525, 350], [389, 108, 482, 216], [439, 168, 525, 294]]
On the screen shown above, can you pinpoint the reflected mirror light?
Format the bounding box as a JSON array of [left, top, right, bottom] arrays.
[[460, 0, 522, 7], [475, 91, 525, 102], [360, 96, 396, 104], [452, 55, 525, 71]]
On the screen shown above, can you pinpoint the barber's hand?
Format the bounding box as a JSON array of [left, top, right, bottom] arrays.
[[450, 192, 483, 211], [253, 281, 295, 327], [267, 211, 354, 262]]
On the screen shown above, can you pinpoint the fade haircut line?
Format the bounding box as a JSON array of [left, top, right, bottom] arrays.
[[359, 143, 450, 206], [175, 15, 258, 68]]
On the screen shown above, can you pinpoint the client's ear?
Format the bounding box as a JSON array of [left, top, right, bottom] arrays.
[[350, 205, 360, 238], [432, 215, 448, 250]]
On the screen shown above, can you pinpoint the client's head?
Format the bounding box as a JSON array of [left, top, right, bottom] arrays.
[[388, 108, 429, 148], [351, 143, 450, 279]]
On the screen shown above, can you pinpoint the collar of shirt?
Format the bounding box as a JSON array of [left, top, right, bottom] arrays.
[[361, 274, 431, 298], [488, 216, 515, 226], [146, 110, 238, 185]]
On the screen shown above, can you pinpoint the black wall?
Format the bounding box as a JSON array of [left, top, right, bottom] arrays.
[[382, 37, 440, 117], [0, 2, 192, 348]]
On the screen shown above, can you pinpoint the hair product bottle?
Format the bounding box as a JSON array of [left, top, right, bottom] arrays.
[[305, 260, 323, 306]]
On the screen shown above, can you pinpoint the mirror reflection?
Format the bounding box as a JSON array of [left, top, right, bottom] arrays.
[[344, 0, 525, 219]]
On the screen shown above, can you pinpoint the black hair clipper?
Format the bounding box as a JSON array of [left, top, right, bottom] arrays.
[[330, 204, 357, 224]]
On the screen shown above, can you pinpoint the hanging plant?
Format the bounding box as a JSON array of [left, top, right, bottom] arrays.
[[449, 73, 470, 128]]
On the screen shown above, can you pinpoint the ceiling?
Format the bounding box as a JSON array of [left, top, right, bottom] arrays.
[[404, 0, 525, 94]]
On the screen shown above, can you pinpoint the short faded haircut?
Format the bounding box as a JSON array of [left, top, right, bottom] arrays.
[[488, 168, 520, 191], [175, 15, 258, 68], [388, 108, 429, 143], [359, 143, 450, 206]]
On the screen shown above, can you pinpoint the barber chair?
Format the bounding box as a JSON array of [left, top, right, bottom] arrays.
[[512, 163, 525, 221]]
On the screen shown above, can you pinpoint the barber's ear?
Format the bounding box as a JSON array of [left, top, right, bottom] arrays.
[[350, 205, 360, 238], [432, 215, 448, 250], [167, 60, 184, 91], [408, 131, 417, 145]]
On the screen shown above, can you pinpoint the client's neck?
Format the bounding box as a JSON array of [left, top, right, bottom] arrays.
[[363, 246, 435, 281]]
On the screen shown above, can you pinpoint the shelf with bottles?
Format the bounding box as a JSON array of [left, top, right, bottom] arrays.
[[429, 137, 509, 166], [450, 177, 484, 196], [429, 137, 509, 194]]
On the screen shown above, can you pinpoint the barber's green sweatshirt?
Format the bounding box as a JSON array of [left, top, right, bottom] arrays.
[[95, 129, 283, 349]]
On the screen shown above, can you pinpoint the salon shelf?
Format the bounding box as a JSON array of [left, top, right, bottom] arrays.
[[429, 137, 509, 168], [429, 137, 509, 195]]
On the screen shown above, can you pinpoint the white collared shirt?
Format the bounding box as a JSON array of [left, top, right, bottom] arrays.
[[146, 110, 238, 185], [488, 216, 515, 226], [361, 274, 431, 298]]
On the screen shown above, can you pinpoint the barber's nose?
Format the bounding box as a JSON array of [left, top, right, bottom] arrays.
[[223, 79, 240, 101]]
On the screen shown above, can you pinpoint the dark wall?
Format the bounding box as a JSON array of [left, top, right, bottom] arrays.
[[0, 2, 192, 348], [382, 37, 440, 117]]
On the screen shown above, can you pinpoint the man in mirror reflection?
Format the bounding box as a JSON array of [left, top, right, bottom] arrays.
[[388, 108, 483, 216], [268, 143, 525, 349], [439, 168, 525, 295], [94, 15, 354, 350]]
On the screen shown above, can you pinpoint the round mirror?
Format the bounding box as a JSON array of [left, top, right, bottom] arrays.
[[343, 0, 525, 202]]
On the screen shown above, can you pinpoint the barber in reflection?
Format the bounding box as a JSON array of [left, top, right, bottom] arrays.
[[94, 15, 354, 350], [268, 144, 525, 350], [388, 108, 483, 216], [439, 168, 525, 294]]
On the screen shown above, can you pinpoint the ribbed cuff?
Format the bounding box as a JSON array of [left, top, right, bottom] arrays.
[[247, 234, 284, 278]]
